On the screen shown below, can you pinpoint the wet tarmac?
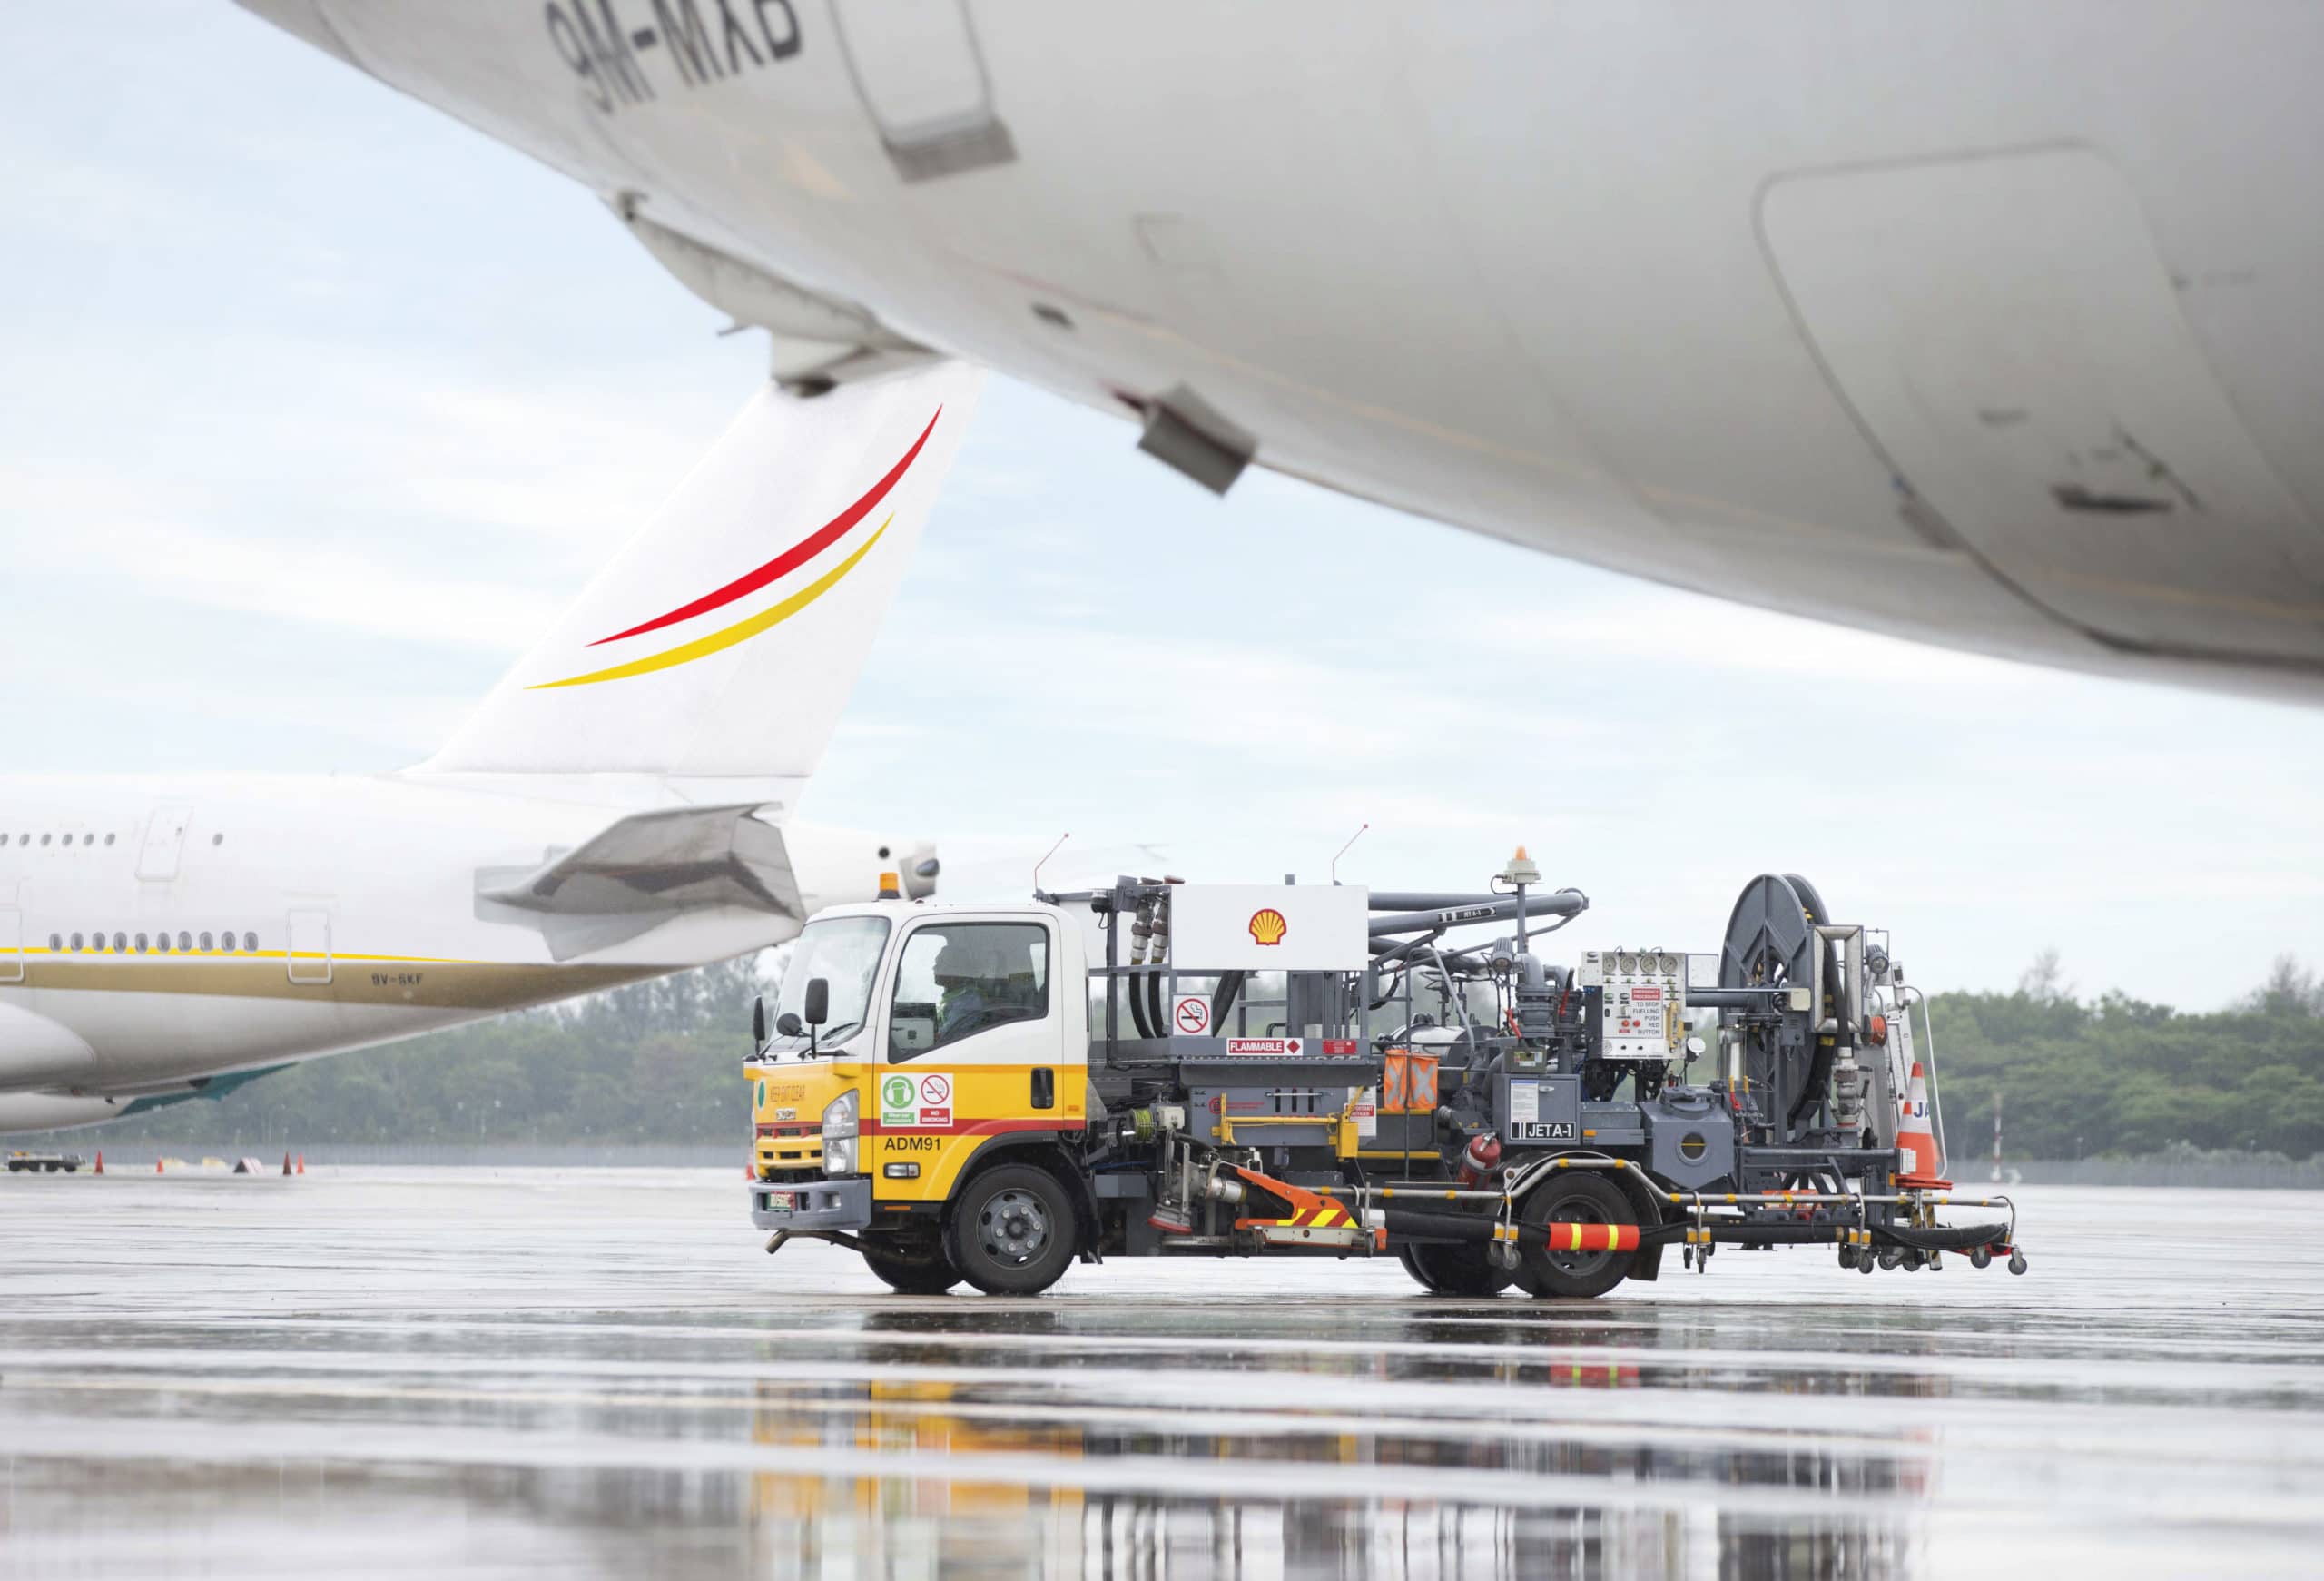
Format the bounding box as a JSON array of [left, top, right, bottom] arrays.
[[1, 1170, 2318, 1578]]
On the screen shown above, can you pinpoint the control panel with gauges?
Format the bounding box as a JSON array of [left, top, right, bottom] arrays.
[[1579, 948, 1683, 1061]]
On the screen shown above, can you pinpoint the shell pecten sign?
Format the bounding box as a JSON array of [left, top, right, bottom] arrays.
[[1168, 885, 1369, 972]]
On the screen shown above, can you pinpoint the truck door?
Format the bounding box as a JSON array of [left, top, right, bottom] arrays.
[[879, 917, 1076, 1132]]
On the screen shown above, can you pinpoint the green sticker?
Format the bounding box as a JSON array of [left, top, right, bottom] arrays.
[[882, 1075, 913, 1108]]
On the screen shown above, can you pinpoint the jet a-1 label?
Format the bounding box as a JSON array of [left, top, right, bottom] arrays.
[[546, 0, 800, 115], [1510, 1121, 1577, 1142]]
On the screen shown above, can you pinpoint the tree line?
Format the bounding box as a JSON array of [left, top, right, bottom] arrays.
[[1927, 952, 2324, 1164], [25, 953, 2324, 1161]]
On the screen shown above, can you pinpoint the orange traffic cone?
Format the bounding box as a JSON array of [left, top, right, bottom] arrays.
[[296, 1154, 305, 1175], [282, 1151, 292, 1176], [1896, 1061, 1950, 1187], [94, 1151, 103, 1175], [155, 1157, 164, 1173]]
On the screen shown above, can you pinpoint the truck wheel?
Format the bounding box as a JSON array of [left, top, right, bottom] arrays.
[[1400, 1242, 1516, 1296], [949, 1164, 1078, 1295], [1515, 1173, 1636, 1299], [862, 1245, 961, 1295]]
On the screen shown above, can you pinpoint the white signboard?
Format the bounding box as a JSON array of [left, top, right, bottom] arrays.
[[1168, 884, 1369, 972]]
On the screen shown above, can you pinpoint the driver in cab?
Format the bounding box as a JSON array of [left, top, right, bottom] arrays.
[[934, 932, 1038, 1044]]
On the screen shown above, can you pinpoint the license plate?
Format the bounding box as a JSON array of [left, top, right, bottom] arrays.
[[769, 1191, 795, 1211]]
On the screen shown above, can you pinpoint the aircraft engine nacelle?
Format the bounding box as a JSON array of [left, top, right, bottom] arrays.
[[0, 1092, 125, 1133], [782, 821, 938, 914], [0, 1002, 102, 1091]]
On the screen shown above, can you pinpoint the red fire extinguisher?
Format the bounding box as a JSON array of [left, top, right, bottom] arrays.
[[1456, 1131, 1503, 1187]]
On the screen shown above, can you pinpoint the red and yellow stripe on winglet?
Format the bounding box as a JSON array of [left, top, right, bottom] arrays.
[[528, 404, 940, 691], [529, 515, 890, 690]]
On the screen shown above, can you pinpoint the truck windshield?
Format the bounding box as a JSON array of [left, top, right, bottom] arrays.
[[768, 915, 891, 1056]]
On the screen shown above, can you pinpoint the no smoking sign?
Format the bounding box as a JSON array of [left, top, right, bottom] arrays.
[[1171, 994, 1210, 1036]]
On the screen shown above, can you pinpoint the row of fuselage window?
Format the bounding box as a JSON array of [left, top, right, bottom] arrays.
[[47, 930, 261, 955], [5, 833, 227, 850]]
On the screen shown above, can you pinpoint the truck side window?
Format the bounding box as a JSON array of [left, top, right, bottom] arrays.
[[890, 923, 1049, 1060]]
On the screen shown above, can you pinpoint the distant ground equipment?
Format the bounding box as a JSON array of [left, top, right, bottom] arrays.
[[5, 1151, 85, 1173]]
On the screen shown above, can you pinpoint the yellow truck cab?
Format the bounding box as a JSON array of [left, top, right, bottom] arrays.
[[746, 894, 1091, 1293]]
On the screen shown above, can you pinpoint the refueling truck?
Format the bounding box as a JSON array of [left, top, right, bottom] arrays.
[[744, 852, 2023, 1297]]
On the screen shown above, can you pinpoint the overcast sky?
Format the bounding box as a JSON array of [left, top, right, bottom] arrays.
[[5, 4, 2322, 1008]]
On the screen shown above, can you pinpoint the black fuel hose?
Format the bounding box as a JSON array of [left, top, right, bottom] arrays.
[[1380, 1208, 1500, 1243], [1373, 1206, 1986, 1253], [1381, 1207, 1632, 1247], [1147, 970, 1166, 1042], [1126, 973, 1153, 1039], [1210, 970, 1246, 1029], [1787, 1038, 1837, 1129], [1620, 1220, 2008, 1250], [1877, 1220, 2011, 1252]]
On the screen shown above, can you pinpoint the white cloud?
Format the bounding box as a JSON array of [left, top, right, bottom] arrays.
[[25, 518, 564, 654]]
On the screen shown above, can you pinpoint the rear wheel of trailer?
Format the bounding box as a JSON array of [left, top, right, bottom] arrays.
[[1514, 1172, 1637, 1299]]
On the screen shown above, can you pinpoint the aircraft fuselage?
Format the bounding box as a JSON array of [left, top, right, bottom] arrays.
[[245, 1, 2324, 696]]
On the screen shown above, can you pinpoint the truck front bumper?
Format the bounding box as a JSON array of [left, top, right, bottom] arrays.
[[751, 1175, 872, 1233]]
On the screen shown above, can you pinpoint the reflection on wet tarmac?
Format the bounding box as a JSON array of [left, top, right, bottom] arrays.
[[2, 1171, 2319, 1578]]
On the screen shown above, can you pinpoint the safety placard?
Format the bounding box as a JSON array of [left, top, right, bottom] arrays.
[[880, 1071, 953, 1130], [1505, 1078, 1574, 1142], [1171, 994, 1211, 1035], [1224, 1037, 1303, 1056], [1349, 1085, 1378, 1140]]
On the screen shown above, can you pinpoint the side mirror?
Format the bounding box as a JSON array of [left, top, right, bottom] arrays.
[[776, 1011, 803, 1037], [752, 996, 766, 1045], [803, 977, 830, 1027]]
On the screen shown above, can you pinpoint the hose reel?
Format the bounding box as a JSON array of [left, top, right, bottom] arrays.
[[1718, 873, 1832, 1141]]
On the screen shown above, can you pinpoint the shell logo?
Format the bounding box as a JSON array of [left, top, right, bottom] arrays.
[[1247, 908, 1288, 947]]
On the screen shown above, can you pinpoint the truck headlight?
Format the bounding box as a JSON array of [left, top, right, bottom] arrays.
[[822, 1089, 859, 1177]]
